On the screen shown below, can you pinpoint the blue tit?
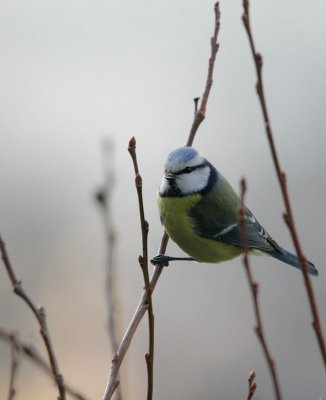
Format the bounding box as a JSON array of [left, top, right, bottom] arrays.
[[151, 146, 318, 276]]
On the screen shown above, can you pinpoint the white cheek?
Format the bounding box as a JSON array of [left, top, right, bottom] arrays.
[[159, 176, 169, 194], [178, 167, 210, 194]]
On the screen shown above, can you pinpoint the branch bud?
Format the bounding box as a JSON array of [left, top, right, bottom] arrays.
[[283, 212, 290, 227], [128, 136, 136, 149], [250, 382, 257, 393], [255, 52, 263, 66], [248, 370, 256, 382], [135, 173, 142, 187], [138, 255, 144, 266], [280, 171, 286, 184], [240, 177, 247, 192]]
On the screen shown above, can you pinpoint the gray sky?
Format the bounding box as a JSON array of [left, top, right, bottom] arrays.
[[0, 1, 325, 399]]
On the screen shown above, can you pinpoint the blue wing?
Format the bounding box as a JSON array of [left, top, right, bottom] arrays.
[[188, 175, 318, 275], [193, 206, 282, 254], [191, 206, 318, 275]]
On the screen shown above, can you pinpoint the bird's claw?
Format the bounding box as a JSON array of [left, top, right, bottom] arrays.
[[150, 255, 171, 267]]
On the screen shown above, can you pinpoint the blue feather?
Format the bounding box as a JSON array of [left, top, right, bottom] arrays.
[[270, 249, 318, 276], [167, 147, 198, 164]]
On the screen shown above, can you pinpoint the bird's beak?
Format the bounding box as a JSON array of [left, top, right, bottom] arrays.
[[164, 171, 176, 181]]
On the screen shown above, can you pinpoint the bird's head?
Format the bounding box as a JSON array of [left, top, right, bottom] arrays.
[[159, 147, 217, 197]]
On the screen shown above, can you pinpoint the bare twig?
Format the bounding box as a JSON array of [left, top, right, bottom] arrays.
[[187, 1, 221, 147], [102, 4, 221, 399], [95, 140, 123, 400], [128, 137, 155, 400], [102, 265, 166, 400], [7, 332, 19, 400], [0, 237, 66, 400], [242, 0, 326, 368], [102, 138, 163, 400], [0, 328, 88, 400], [102, 241, 168, 400], [158, 1, 221, 261], [102, 302, 148, 400], [239, 178, 282, 400], [246, 370, 257, 400]]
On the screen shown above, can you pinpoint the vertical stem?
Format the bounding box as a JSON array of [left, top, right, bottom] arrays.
[[128, 137, 155, 400], [239, 178, 282, 400], [242, 0, 326, 369]]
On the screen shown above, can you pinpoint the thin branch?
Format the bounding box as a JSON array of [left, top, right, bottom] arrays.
[[246, 370, 257, 400], [242, 0, 326, 368], [95, 140, 123, 400], [128, 137, 155, 400], [7, 332, 19, 400], [102, 244, 167, 400], [239, 178, 282, 400], [102, 302, 148, 400], [102, 3, 221, 399], [187, 1, 221, 147], [0, 236, 66, 400], [0, 328, 88, 400], [158, 1, 221, 261], [102, 235, 168, 400]]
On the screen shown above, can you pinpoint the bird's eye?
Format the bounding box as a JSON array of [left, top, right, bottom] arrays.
[[183, 167, 193, 174]]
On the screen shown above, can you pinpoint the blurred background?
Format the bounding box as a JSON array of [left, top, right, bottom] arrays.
[[0, 0, 325, 399]]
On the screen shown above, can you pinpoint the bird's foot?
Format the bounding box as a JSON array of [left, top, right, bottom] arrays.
[[150, 255, 195, 267], [150, 255, 171, 266]]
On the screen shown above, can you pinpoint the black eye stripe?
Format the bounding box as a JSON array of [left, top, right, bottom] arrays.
[[178, 166, 195, 174], [175, 162, 206, 175]]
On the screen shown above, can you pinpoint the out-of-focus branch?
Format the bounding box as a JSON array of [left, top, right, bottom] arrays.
[[239, 179, 282, 400], [128, 137, 155, 400], [0, 328, 88, 400], [242, 0, 326, 369], [246, 370, 257, 400], [7, 332, 19, 400], [102, 4, 221, 399], [95, 140, 123, 400], [0, 237, 66, 400]]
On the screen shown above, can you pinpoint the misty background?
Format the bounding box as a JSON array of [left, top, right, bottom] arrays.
[[0, 0, 325, 399]]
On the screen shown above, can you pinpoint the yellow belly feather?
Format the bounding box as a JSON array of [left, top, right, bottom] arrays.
[[158, 195, 241, 263]]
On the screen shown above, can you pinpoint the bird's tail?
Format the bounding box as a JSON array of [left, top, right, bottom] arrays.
[[270, 249, 318, 276]]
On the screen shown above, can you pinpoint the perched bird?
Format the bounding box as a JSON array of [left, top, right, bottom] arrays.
[[151, 146, 318, 276]]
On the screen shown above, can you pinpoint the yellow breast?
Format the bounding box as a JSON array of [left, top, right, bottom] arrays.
[[158, 194, 241, 263]]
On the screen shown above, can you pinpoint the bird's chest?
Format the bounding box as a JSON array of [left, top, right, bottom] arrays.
[[157, 194, 201, 245], [157, 193, 241, 263]]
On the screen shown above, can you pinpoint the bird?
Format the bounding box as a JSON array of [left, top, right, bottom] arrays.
[[151, 146, 318, 276]]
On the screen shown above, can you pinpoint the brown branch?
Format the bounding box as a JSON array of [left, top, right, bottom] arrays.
[[242, 0, 326, 368], [246, 370, 257, 400], [102, 4, 221, 399], [7, 332, 19, 400], [128, 137, 155, 400], [158, 1, 221, 260], [102, 241, 167, 400], [0, 236, 66, 400], [0, 328, 88, 400], [102, 138, 164, 400], [102, 302, 149, 400], [186, 1, 220, 147], [239, 178, 282, 400], [102, 265, 166, 400]]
